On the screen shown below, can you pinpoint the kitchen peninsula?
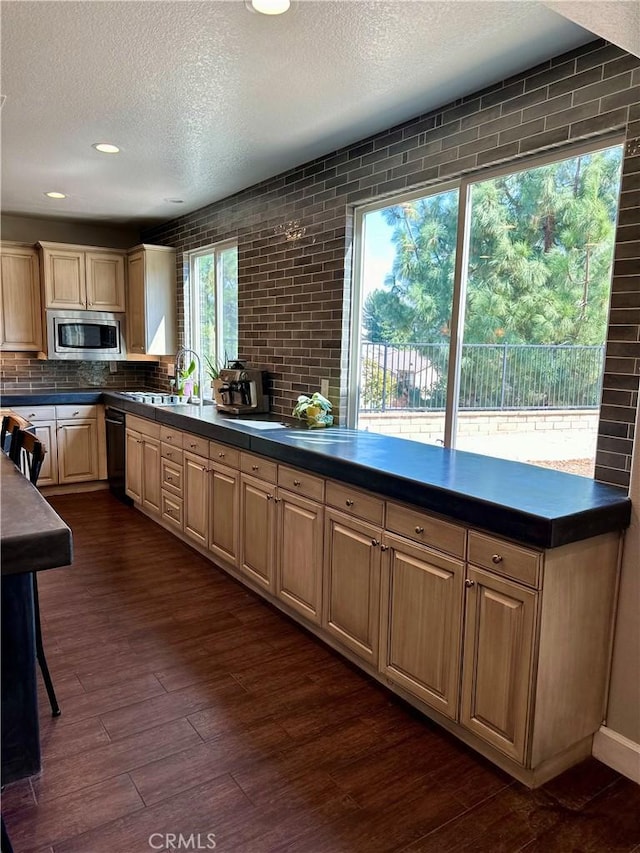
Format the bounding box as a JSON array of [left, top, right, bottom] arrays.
[[2, 390, 631, 787]]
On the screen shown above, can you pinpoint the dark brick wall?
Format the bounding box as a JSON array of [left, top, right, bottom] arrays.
[[0, 354, 151, 392], [143, 39, 639, 488]]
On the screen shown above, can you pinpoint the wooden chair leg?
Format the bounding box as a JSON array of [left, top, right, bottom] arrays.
[[32, 574, 61, 718]]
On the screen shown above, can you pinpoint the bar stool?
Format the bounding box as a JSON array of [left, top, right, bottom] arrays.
[[0, 414, 30, 457], [8, 429, 60, 718]]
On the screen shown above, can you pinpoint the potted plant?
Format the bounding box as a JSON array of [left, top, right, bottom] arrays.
[[292, 392, 333, 428], [203, 354, 223, 401]]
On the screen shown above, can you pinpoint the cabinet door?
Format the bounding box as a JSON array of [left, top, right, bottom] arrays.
[[57, 419, 98, 483], [0, 247, 43, 351], [85, 252, 126, 312], [42, 247, 86, 309], [125, 428, 143, 502], [30, 420, 58, 486], [142, 437, 161, 516], [184, 451, 209, 548], [323, 509, 381, 665], [277, 490, 323, 624], [380, 534, 464, 719], [460, 566, 537, 763], [209, 461, 239, 567], [126, 251, 146, 354], [240, 473, 275, 591]]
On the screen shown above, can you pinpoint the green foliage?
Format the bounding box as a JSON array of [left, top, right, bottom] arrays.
[[363, 147, 623, 349], [361, 359, 395, 409]]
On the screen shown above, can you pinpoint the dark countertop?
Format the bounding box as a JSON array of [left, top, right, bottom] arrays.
[[1, 455, 73, 575], [2, 390, 632, 549]]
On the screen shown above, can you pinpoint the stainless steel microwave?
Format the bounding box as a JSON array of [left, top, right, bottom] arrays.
[[46, 310, 127, 360]]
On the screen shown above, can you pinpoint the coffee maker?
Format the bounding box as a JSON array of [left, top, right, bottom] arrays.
[[213, 364, 269, 415]]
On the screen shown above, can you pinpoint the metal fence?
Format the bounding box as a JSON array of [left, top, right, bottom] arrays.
[[360, 342, 606, 413]]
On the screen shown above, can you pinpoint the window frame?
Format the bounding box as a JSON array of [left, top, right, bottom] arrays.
[[349, 132, 625, 453], [185, 239, 238, 366]]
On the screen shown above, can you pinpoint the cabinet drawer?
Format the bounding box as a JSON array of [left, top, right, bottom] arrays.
[[386, 502, 466, 559], [209, 441, 240, 469], [468, 531, 541, 588], [326, 481, 384, 526], [183, 433, 209, 457], [161, 443, 183, 463], [161, 491, 183, 530], [56, 404, 97, 419], [11, 406, 56, 421], [161, 457, 183, 497], [278, 465, 324, 502], [240, 452, 277, 482], [159, 426, 183, 448], [127, 415, 160, 438]]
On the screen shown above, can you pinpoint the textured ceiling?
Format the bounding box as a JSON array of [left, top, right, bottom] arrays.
[[0, 1, 594, 227]]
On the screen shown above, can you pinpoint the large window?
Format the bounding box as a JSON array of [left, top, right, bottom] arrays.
[[351, 139, 624, 476], [187, 241, 238, 369]]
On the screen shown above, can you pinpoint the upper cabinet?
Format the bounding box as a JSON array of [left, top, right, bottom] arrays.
[[127, 244, 176, 356], [0, 242, 43, 351], [38, 242, 126, 312]]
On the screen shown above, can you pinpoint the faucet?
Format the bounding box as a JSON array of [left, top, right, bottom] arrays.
[[174, 347, 203, 410]]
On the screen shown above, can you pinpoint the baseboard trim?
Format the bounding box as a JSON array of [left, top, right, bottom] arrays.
[[592, 726, 640, 783]]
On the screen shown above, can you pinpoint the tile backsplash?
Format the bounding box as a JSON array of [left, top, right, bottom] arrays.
[[0, 353, 151, 393]]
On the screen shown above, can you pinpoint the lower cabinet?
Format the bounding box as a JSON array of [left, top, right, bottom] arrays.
[[379, 533, 464, 720], [184, 451, 210, 547], [209, 461, 240, 567], [125, 428, 143, 503], [276, 489, 323, 624], [239, 473, 276, 590], [56, 419, 99, 484], [323, 509, 382, 666], [29, 419, 58, 486], [460, 566, 537, 763], [125, 425, 160, 514]]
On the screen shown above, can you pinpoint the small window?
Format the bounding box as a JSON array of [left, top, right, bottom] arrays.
[[187, 241, 238, 368]]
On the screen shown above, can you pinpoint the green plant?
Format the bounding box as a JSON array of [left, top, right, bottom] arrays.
[[203, 354, 223, 381]]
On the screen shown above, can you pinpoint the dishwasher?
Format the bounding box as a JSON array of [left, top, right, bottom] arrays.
[[105, 407, 133, 505]]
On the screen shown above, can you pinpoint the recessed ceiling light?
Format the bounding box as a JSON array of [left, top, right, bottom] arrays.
[[93, 143, 120, 154], [164, 198, 184, 204], [248, 0, 290, 14], [45, 191, 67, 199]]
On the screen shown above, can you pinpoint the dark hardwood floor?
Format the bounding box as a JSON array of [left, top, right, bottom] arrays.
[[3, 491, 639, 853]]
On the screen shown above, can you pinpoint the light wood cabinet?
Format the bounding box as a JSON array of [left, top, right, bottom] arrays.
[[30, 419, 58, 486], [184, 451, 209, 548], [141, 436, 161, 516], [209, 460, 240, 567], [276, 489, 324, 624], [0, 243, 43, 351], [323, 509, 382, 665], [460, 566, 537, 763], [379, 533, 464, 719], [57, 419, 99, 484], [126, 244, 176, 356], [125, 428, 143, 503], [38, 242, 125, 311], [240, 473, 276, 591]]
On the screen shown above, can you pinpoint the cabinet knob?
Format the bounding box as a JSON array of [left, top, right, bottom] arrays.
[[252, 465, 259, 471], [415, 526, 424, 534], [274, 497, 281, 503], [218, 452, 225, 458], [491, 554, 503, 564], [267, 494, 273, 501], [167, 476, 173, 482], [190, 443, 197, 449], [380, 545, 388, 552], [73, 410, 79, 416], [345, 499, 354, 507], [371, 539, 380, 547], [166, 451, 173, 457], [137, 439, 142, 444], [293, 479, 301, 487], [465, 579, 475, 588]]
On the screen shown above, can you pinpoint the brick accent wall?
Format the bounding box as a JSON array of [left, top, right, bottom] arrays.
[[143, 39, 639, 487], [0, 354, 151, 392]]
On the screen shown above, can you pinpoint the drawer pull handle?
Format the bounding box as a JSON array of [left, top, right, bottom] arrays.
[[371, 539, 379, 547], [252, 465, 259, 471], [345, 499, 354, 507], [465, 579, 475, 588], [415, 526, 424, 534], [293, 479, 301, 486], [491, 554, 503, 564]]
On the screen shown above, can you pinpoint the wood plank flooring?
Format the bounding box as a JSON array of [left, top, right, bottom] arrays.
[[3, 491, 639, 852]]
